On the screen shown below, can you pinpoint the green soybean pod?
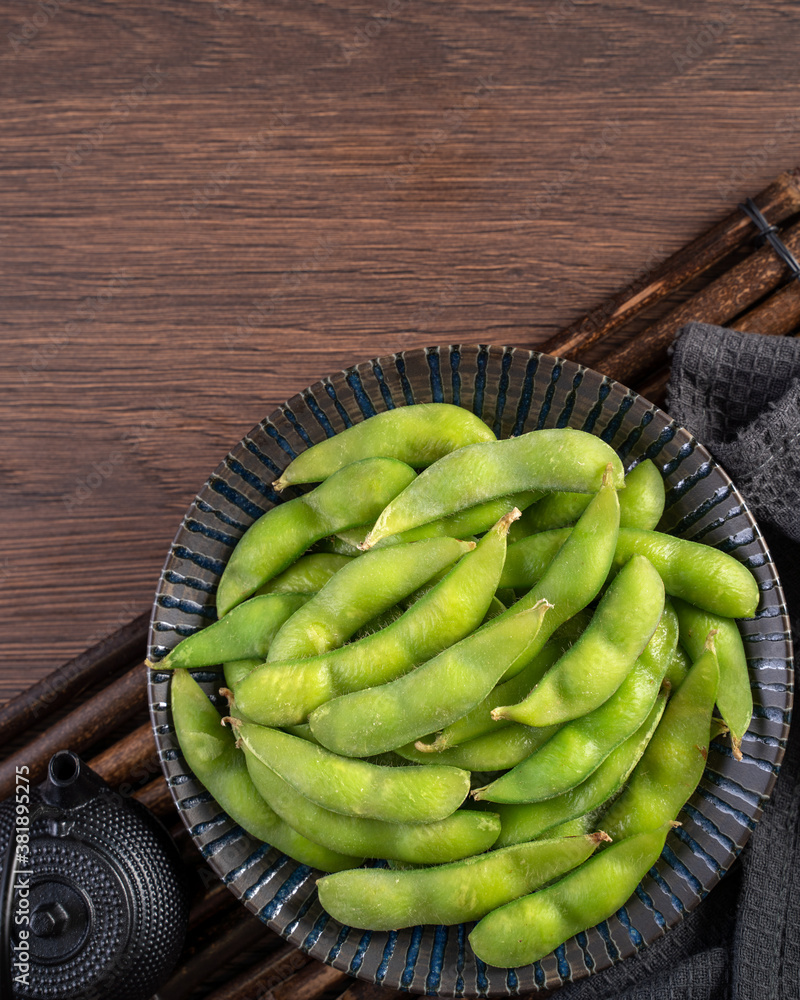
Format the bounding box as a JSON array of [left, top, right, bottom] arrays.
[[473, 608, 676, 804], [267, 538, 472, 662], [665, 644, 691, 690], [336, 491, 543, 550], [363, 430, 625, 548], [223, 658, 261, 691], [241, 746, 501, 864], [396, 723, 560, 771], [235, 510, 514, 727], [600, 636, 720, 842], [149, 593, 311, 671], [493, 692, 667, 847], [273, 404, 496, 490], [217, 457, 417, 616], [672, 597, 751, 758], [255, 553, 353, 595], [520, 459, 665, 534], [469, 824, 672, 968], [501, 527, 759, 619], [490, 466, 621, 686], [170, 670, 361, 872], [494, 555, 665, 727], [317, 833, 606, 931], [236, 723, 470, 824], [417, 611, 592, 752], [418, 643, 565, 752], [309, 599, 551, 758]]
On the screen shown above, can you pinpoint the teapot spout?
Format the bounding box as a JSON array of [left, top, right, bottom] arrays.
[[40, 750, 107, 811]]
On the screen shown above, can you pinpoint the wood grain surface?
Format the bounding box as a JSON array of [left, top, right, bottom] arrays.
[[3, 0, 800, 706]]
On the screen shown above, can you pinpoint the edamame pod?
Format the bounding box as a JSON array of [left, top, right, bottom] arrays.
[[469, 824, 672, 968], [273, 403, 495, 489], [336, 491, 542, 550], [267, 538, 471, 662], [236, 511, 514, 726], [474, 608, 676, 803], [309, 599, 551, 758], [170, 670, 361, 872], [217, 457, 416, 616], [494, 555, 665, 726], [223, 658, 260, 691], [501, 527, 759, 619], [396, 723, 559, 771], [363, 430, 625, 548], [490, 465, 621, 682], [418, 643, 565, 752], [317, 833, 606, 931], [600, 635, 720, 842], [241, 746, 501, 863], [673, 598, 751, 758], [235, 723, 470, 824], [520, 458, 665, 534], [417, 611, 591, 751], [493, 693, 667, 846], [255, 553, 352, 595], [150, 593, 310, 670]]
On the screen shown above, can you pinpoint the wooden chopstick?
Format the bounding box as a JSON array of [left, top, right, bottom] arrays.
[[593, 216, 800, 386], [0, 664, 145, 800], [538, 169, 800, 360], [0, 611, 148, 747]]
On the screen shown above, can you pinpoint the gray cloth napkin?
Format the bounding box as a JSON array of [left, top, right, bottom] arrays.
[[547, 323, 799, 1000]]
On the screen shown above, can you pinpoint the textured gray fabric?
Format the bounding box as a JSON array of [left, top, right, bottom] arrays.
[[531, 324, 798, 1000]]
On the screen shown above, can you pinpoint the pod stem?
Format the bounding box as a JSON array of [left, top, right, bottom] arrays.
[[272, 476, 288, 492], [589, 830, 613, 845], [703, 629, 719, 654], [413, 736, 447, 753]]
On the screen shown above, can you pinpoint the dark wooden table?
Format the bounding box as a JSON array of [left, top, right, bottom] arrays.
[[5, 0, 800, 699]]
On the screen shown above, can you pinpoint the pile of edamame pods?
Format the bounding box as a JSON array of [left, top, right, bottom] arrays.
[[152, 402, 759, 969]]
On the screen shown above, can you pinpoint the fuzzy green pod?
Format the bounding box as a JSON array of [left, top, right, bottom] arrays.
[[170, 670, 361, 872], [235, 512, 512, 726], [673, 598, 751, 757], [469, 824, 672, 967], [267, 538, 472, 662], [363, 430, 625, 548], [501, 526, 759, 619], [494, 555, 664, 727], [150, 593, 310, 671], [309, 597, 550, 758], [235, 723, 470, 824], [241, 745, 501, 864], [273, 403, 496, 489], [217, 457, 416, 616], [317, 833, 606, 931]]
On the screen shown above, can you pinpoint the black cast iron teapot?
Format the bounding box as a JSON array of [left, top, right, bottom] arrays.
[[0, 750, 189, 1000]]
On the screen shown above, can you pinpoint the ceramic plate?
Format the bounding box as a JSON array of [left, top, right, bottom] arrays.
[[148, 345, 793, 997]]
